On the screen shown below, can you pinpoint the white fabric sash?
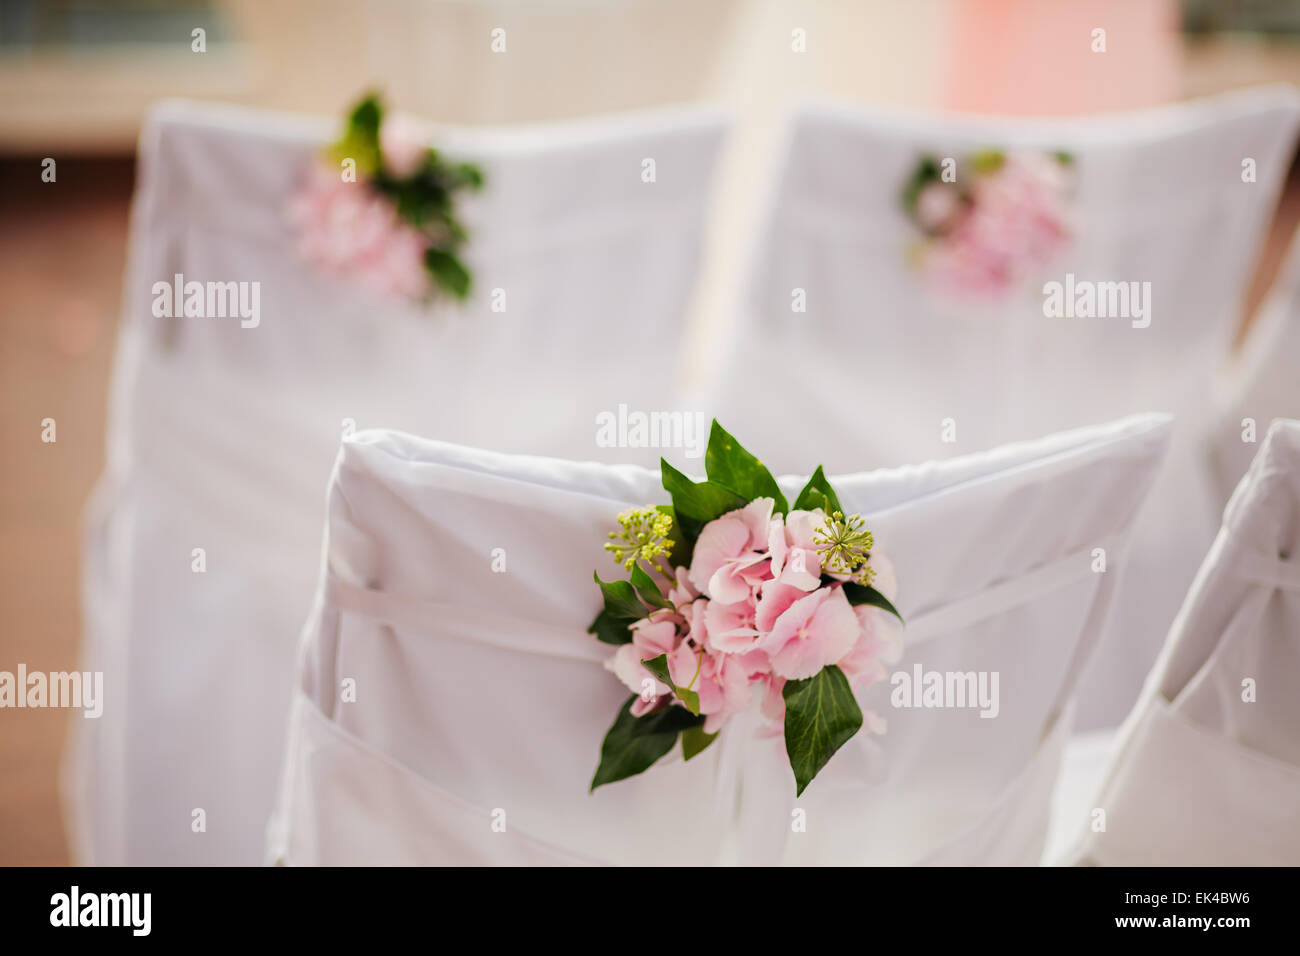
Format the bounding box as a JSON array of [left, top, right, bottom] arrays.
[[308, 540, 1107, 865]]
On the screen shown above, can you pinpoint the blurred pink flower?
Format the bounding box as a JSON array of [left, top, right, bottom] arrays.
[[289, 164, 430, 301], [380, 112, 432, 178], [920, 151, 1073, 299], [915, 181, 964, 233]]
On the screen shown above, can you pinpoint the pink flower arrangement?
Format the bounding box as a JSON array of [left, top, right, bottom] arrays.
[[904, 150, 1074, 299], [605, 497, 899, 734], [288, 93, 483, 304], [290, 165, 433, 301], [589, 422, 903, 796]]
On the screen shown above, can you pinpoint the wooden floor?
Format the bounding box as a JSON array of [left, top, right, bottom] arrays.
[[0, 157, 133, 865], [1, 152, 1298, 866]]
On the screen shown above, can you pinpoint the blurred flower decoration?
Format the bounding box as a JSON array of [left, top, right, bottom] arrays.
[[903, 150, 1074, 300], [290, 93, 484, 303]]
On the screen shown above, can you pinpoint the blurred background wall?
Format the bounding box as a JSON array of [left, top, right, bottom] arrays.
[[3, 0, 1300, 863]]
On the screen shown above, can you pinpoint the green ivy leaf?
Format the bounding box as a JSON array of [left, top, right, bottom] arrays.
[[588, 608, 633, 645], [450, 161, 485, 189], [348, 94, 383, 139], [840, 581, 903, 622], [424, 247, 472, 300], [704, 421, 789, 515], [629, 562, 672, 610], [591, 696, 704, 791], [901, 155, 942, 216], [783, 665, 863, 797], [333, 93, 383, 177], [593, 571, 646, 621], [642, 654, 701, 715], [660, 458, 747, 546], [589, 567, 665, 645], [388, 175, 451, 229], [792, 465, 843, 515], [682, 725, 718, 761]]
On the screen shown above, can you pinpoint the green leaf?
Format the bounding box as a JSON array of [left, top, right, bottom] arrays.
[[593, 571, 647, 621], [588, 608, 633, 645], [841, 581, 903, 622], [682, 725, 718, 761], [901, 155, 941, 216], [332, 93, 384, 177], [347, 94, 383, 141], [451, 161, 485, 189], [641, 654, 701, 715], [591, 696, 704, 791], [783, 665, 863, 797], [589, 566, 669, 645], [792, 465, 843, 515], [660, 458, 747, 544], [629, 562, 672, 610], [424, 247, 472, 299], [704, 421, 788, 515], [388, 175, 450, 229]]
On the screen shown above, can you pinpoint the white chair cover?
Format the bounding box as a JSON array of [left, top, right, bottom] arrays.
[[1066, 419, 1300, 866], [1208, 224, 1300, 508], [65, 99, 729, 866], [268, 413, 1169, 865], [705, 86, 1300, 730]]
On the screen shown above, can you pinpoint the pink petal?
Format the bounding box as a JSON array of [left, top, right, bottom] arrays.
[[737, 497, 775, 549], [779, 547, 822, 591], [688, 516, 749, 594], [754, 578, 806, 632], [767, 514, 789, 577], [629, 615, 677, 658], [769, 587, 860, 680], [704, 599, 759, 653], [706, 552, 766, 604]]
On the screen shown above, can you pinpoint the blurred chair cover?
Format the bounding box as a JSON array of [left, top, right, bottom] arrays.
[[268, 414, 1168, 865], [706, 86, 1300, 729], [67, 99, 728, 864], [1066, 420, 1300, 866], [1209, 224, 1300, 507]]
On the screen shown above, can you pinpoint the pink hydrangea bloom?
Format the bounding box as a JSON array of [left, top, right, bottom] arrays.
[[380, 112, 432, 178], [603, 500, 899, 739], [922, 152, 1072, 299], [915, 181, 964, 233], [688, 497, 774, 601], [760, 586, 860, 680], [289, 164, 430, 301]]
